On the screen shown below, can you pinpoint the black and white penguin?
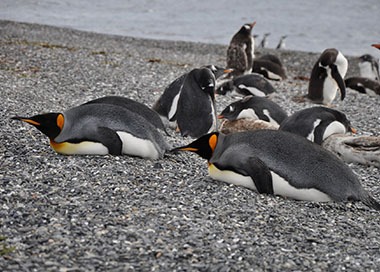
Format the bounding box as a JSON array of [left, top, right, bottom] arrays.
[[172, 130, 380, 210], [276, 35, 287, 50], [279, 106, 356, 145], [83, 96, 168, 134], [345, 77, 380, 96], [307, 48, 348, 105], [152, 65, 231, 128], [216, 73, 277, 97], [218, 95, 287, 127], [12, 103, 170, 159], [252, 54, 287, 81], [176, 67, 217, 138], [259, 33, 271, 48], [358, 54, 380, 81], [226, 21, 256, 77]]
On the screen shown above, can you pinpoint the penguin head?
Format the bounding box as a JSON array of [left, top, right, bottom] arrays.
[[215, 80, 234, 95], [194, 68, 216, 98], [171, 132, 219, 160], [359, 54, 375, 63], [326, 108, 356, 134], [12, 112, 64, 139], [218, 95, 252, 120], [238, 21, 256, 35]]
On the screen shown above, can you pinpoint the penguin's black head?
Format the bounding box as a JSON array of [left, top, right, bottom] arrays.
[[11, 112, 64, 140], [196, 68, 216, 98], [327, 108, 357, 134], [319, 48, 339, 67], [218, 96, 251, 120], [238, 21, 256, 35], [215, 80, 234, 95], [171, 132, 219, 161], [359, 54, 375, 63]]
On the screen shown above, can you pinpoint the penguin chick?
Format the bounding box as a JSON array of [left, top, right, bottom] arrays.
[[172, 130, 380, 210], [307, 48, 348, 105], [176, 67, 217, 138], [345, 77, 380, 96], [83, 96, 168, 134], [358, 54, 380, 81], [227, 21, 256, 77], [12, 104, 170, 159], [218, 95, 287, 127], [279, 106, 356, 145], [216, 73, 277, 97]]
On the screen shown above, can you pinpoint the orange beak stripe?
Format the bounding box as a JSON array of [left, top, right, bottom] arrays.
[[21, 118, 40, 126], [180, 147, 198, 152], [350, 127, 357, 134]]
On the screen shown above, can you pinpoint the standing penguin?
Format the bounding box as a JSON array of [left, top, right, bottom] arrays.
[[11, 103, 170, 159], [307, 48, 348, 105], [358, 54, 380, 81], [227, 21, 256, 77], [218, 95, 288, 127], [172, 130, 380, 210], [276, 35, 287, 50], [176, 67, 217, 138], [279, 106, 356, 145], [259, 33, 271, 48]]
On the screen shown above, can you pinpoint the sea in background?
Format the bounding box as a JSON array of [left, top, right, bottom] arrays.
[[1, 0, 380, 58]]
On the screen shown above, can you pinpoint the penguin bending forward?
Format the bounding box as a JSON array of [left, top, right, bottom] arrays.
[[307, 48, 348, 105], [12, 103, 170, 159], [172, 130, 380, 210]]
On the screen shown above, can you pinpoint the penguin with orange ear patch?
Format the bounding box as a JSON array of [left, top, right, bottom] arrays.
[[172, 130, 380, 210], [11, 103, 170, 159]]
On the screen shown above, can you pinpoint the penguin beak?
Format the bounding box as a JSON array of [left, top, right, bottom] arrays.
[[223, 68, 234, 74], [330, 64, 346, 101], [170, 146, 198, 153], [350, 127, 357, 134], [11, 116, 41, 126], [372, 44, 380, 50], [217, 115, 224, 119], [250, 21, 257, 29]]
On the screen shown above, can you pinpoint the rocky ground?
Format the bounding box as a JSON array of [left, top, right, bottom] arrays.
[[1, 20, 379, 271]]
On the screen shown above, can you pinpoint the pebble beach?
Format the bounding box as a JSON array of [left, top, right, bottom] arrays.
[[1, 20, 380, 271]]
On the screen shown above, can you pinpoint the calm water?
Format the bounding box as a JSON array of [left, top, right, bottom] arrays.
[[1, 0, 380, 57]]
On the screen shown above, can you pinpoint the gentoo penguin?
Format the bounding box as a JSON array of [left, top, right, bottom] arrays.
[[172, 130, 380, 210], [176, 67, 217, 138], [252, 54, 287, 81], [345, 77, 380, 96], [11, 104, 170, 159], [218, 95, 288, 127], [83, 96, 168, 134], [152, 65, 231, 128], [259, 33, 271, 48], [276, 35, 287, 50], [226, 21, 256, 77], [307, 48, 348, 105], [216, 73, 277, 97], [358, 54, 379, 81], [279, 106, 356, 145]]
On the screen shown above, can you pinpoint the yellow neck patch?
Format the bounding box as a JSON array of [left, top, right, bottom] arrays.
[[57, 114, 64, 130], [209, 134, 218, 152]]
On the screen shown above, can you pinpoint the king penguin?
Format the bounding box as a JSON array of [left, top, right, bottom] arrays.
[[226, 21, 256, 77], [172, 130, 380, 210], [279, 106, 356, 145], [218, 95, 288, 127], [11, 103, 170, 159], [307, 48, 348, 105], [358, 54, 379, 81], [176, 67, 217, 138]]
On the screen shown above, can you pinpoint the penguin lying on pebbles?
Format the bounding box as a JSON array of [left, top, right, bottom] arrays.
[[218, 95, 287, 127], [306, 48, 348, 105], [252, 54, 287, 81], [216, 73, 276, 97], [152, 65, 231, 128], [227, 21, 256, 77], [345, 77, 380, 96], [279, 106, 356, 145], [172, 130, 380, 210], [176, 67, 217, 138], [358, 54, 379, 81], [11, 103, 170, 159], [83, 95, 168, 134]]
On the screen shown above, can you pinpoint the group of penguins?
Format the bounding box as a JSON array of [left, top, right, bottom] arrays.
[[12, 21, 380, 211]]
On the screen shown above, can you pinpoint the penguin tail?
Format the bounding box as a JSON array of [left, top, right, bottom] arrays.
[[362, 194, 380, 211]]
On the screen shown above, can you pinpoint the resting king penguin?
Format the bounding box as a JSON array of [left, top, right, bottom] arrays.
[[307, 48, 348, 105], [172, 130, 380, 210], [11, 103, 170, 159]]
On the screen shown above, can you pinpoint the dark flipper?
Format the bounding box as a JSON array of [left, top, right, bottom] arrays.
[[330, 64, 346, 101], [96, 127, 123, 155]]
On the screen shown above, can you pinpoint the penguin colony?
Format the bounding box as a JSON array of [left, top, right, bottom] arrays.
[[11, 23, 380, 210]]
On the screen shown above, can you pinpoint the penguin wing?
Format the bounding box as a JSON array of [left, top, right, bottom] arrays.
[[92, 126, 123, 155], [227, 44, 248, 72], [212, 151, 274, 194], [330, 64, 346, 100]]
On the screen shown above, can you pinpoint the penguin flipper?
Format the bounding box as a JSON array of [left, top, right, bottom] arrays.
[[330, 64, 346, 101], [95, 127, 123, 155]]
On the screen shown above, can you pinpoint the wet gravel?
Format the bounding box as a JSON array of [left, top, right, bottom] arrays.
[[1, 20, 380, 271]]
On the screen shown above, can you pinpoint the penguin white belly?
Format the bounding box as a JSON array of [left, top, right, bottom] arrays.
[[260, 67, 283, 81], [322, 77, 338, 104], [208, 164, 257, 191], [263, 109, 280, 126], [207, 97, 217, 133], [50, 140, 109, 155], [168, 92, 181, 120], [322, 121, 347, 140], [237, 109, 259, 120], [237, 84, 266, 97], [271, 172, 332, 202], [116, 131, 159, 159], [306, 119, 322, 142]]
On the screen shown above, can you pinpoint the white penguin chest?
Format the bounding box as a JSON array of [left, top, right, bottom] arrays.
[[116, 131, 160, 159], [237, 84, 266, 97]]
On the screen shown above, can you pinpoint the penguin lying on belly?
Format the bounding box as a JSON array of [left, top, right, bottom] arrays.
[[11, 103, 170, 159], [172, 130, 380, 210]]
